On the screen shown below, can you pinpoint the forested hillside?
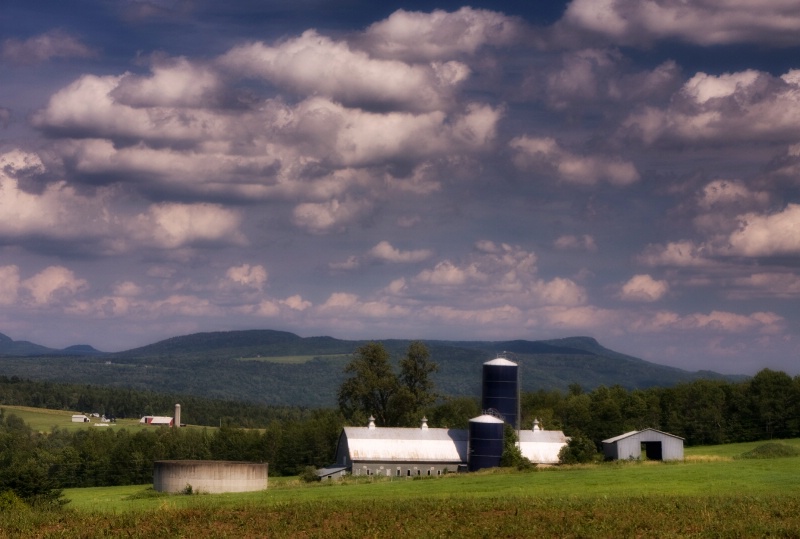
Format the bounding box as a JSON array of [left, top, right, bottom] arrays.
[[0, 330, 741, 407]]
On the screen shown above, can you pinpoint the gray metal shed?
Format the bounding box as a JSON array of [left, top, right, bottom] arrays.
[[602, 428, 684, 461]]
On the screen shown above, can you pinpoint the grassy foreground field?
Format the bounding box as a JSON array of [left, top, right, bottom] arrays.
[[3, 440, 799, 538]]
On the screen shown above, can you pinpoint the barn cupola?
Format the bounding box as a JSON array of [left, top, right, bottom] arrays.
[[368, 415, 376, 429], [421, 417, 428, 430], [533, 418, 541, 431]]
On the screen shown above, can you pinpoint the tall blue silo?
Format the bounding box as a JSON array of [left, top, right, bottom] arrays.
[[481, 357, 518, 428], [468, 414, 505, 471]]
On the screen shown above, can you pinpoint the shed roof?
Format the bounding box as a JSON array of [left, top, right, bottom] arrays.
[[602, 428, 685, 444], [342, 426, 468, 463]]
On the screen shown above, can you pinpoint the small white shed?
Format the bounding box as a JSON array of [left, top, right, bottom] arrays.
[[71, 414, 89, 423], [602, 428, 684, 461]]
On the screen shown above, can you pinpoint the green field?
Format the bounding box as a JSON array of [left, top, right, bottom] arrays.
[[236, 354, 349, 364]]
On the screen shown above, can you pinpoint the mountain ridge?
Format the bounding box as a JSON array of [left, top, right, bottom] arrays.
[[0, 329, 745, 407]]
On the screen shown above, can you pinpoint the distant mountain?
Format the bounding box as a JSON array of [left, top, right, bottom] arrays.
[[0, 329, 743, 407], [0, 332, 104, 356]]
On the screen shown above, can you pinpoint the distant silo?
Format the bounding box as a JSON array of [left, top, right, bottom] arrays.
[[482, 357, 518, 427], [153, 460, 268, 493], [174, 403, 181, 428], [468, 414, 504, 471]]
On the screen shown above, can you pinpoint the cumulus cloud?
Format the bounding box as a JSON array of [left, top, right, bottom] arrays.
[[623, 69, 800, 145], [0, 149, 114, 243], [224, 264, 268, 290], [561, 0, 800, 47], [0, 266, 20, 305], [1, 30, 94, 65], [620, 274, 669, 302], [362, 7, 523, 61], [292, 197, 372, 234], [730, 272, 800, 298], [554, 234, 597, 251], [369, 241, 433, 263], [697, 180, 770, 210], [131, 203, 246, 249], [112, 57, 222, 108], [638, 241, 715, 267], [220, 31, 469, 112], [543, 49, 681, 109], [630, 309, 783, 335], [510, 136, 639, 186], [22, 266, 88, 306], [727, 204, 800, 256]]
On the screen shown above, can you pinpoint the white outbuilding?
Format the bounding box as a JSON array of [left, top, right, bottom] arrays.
[[602, 428, 684, 461]]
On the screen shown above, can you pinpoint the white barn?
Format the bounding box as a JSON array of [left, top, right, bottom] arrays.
[[518, 419, 569, 464], [334, 417, 468, 477], [332, 416, 568, 476]]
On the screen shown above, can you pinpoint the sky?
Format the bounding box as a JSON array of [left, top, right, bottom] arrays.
[[2, 0, 800, 376]]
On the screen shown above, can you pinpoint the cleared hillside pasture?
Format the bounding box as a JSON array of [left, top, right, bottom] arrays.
[[236, 354, 348, 364], [5, 452, 789, 537], [0, 405, 164, 433]]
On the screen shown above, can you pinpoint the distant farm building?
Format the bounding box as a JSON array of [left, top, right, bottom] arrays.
[[329, 355, 569, 476], [140, 416, 174, 426], [71, 414, 89, 423], [140, 404, 182, 428], [153, 460, 268, 493], [602, 428, 684, 461]]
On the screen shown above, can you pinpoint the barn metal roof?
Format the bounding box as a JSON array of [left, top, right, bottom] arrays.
[[518, 428, 569, 464], [602, 428, 685, 444], [342, 426, 468, 463]]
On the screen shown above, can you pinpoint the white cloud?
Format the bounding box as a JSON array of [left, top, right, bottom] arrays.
[[510, 136, 639, 186], [369, 241, 433, 263], [698, 180, 770, 210], [22, 266, 88, 306], [731, 272, 800, 298], [728, 204, 800, 256], [638, 241, 714, 267], [132, 203, 245, 249], [0, 149, 114, 242], [620, 274, 669, 302], [281, 295, 311, 311], [362, 7, 522, 61], [554, 234, 597, 252], [0, 266, 20, 305], [2, 30, 94, 65], [112, 57, 222, 108], [292, 197, 372, 234], [220, 30, 469, 112], [630, 309, 783, 335], [562, 0, 800, 46], [624, 69, 800, 145], [224, 264, 268, 290]]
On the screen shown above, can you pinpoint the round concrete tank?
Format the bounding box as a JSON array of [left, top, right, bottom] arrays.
[[153, 460, 268, 494], [468, 414, 504, 471], [482, 357, 518, 427]]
